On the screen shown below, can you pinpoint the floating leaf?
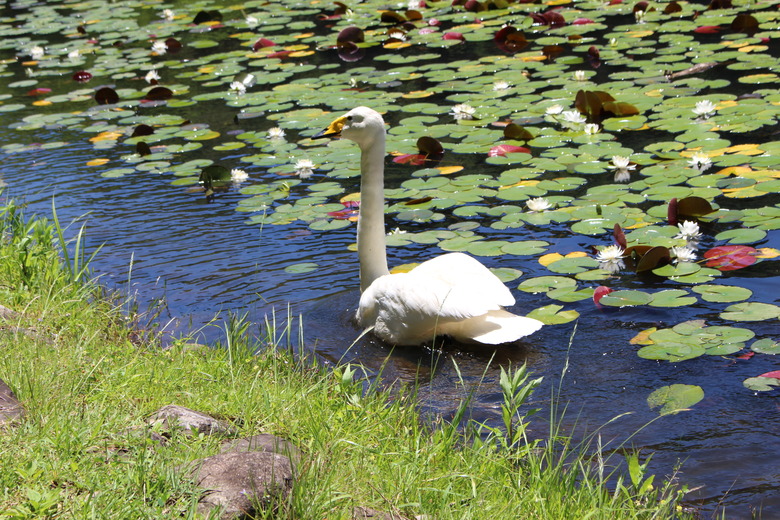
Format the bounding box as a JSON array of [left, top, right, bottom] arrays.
[[703, 245, 758, 271], [284, 262, 318, 274], [488, 145, 530, 158], [720, 302, 780, 322], [691, 285, 752, 303], [751, 339, 780, 355], [638, 342, 705, 362], [676, 196, 715, 217], [648, 385, 704, 415], [95, 87, 118, 105], [599, 290, 653, 307], [526, 304, 579, 325], [743, 377, 780, 392]]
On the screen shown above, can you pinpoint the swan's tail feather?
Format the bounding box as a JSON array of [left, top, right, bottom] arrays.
[[441, 309, 543, 345]]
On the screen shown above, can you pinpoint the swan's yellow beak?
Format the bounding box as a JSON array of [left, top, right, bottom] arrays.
[[313, 116, 347, 139]]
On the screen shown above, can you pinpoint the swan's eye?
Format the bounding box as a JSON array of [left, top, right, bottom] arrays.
[[346, 115, 353, 121]]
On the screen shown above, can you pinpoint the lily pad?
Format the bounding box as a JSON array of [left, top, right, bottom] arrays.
[[647, 384, 704, 415]]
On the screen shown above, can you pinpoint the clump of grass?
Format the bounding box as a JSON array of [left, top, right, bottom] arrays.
[[0, 200, 693, 519]]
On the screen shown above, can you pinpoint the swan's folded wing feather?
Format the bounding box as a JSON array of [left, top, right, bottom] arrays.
[[409, 252, 515, 309]]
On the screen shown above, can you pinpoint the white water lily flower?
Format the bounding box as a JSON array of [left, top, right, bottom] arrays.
[[161, 8, 175, 21], [634, 9, 646, 23], [561, 110, 586, 124], [295, 159, 315, 179], [229, 81, 247, 94], [671, 246, 696, 263], [596, 245, 625, 274], [610, 155, 635, 171], [688, 152, 712, 171], [573, 70, 587, 81], [584, 123, 600, 135], [151, 40, 167, 54], [145, 69, 160, 83], [493, 80, 511, 91], [388, 227, 407, 236], [246, 15, 259, 26], [609, 38, 618, 47], [451, 103, 476, 120], [692, 99, 716, 118], [545, 104, 564, 116], [231, 168, 249, 183], [29, 46, 44, 59], [526, 197, 553, 212], [67, 49, 80, 60], [675, 220, 702, 241], [267, 127, 286, 139]]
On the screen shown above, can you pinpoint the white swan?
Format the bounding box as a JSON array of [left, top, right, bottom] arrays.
[[316, 106, 543, 346]]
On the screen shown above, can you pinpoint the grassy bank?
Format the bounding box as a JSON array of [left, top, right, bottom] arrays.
[[0, 201, 691, 519]]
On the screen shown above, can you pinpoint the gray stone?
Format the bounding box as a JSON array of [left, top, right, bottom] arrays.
[[0, 305, 20, 321], [220, 434, 302, 469], [147, 404, 236, 436], [0, 378, 24, 426], [188, 451, 293, 519]]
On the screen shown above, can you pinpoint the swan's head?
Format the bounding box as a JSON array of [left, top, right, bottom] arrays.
[[315, 106, 385, 148]]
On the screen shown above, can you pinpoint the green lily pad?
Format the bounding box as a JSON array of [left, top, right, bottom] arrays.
[[599, 290, 653, 307], [517, 276, 577, 294], [691, 285, 752, 303], [751, 339, 780, 355], [284, 262, 318, 274], [647, 289, 697, 308], [647, 384, 704, 415], [720, 302, 780, 322], [743, 376, 780, 392], [526, 304, 579, 325]]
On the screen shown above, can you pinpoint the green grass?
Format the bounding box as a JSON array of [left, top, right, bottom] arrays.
[[0, 199, 692, 519]]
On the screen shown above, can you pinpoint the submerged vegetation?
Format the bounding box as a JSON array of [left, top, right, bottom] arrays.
[[0, 201, 691, 517]]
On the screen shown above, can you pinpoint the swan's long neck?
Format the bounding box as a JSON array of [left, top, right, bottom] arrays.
[[357, 132, 390, 292]]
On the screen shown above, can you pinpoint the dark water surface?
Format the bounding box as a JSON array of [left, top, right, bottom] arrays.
[[3, 136, 779, 518]]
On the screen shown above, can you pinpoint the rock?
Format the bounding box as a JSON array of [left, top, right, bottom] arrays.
[[0, 305, 20, 321], [147, 404, 236, 436], [0, 378, 24, 426], [220, 434, 302, 469], [187, 451, 293, 519]]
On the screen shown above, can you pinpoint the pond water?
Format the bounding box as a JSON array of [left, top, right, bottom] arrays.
[[0, 0, 779, 517]]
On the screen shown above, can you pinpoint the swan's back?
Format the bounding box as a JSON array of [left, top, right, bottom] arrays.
[[357, 252, 543, 345]]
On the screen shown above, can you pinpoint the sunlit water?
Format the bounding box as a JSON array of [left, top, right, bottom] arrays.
[[1, 7, 779, 519]]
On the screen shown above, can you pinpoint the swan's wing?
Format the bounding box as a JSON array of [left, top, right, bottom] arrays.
[[409, 252, 516, 310], [438, 309, 544, 345]]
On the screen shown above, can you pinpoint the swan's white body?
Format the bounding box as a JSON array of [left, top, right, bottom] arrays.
[[318, 107, 543, 346]]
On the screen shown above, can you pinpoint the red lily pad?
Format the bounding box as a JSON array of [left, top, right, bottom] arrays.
[[704, 246, 758, 271], [26, 87, 51, 96], [253, 38, 275, 51], [488, 144, 530, 157], [760, 371, 780, 379], [694, 26, 721, 34], [443, 32, 465, 41], [614, 224, 627, 249], [337, 26, 364, 46], [494, 26, 528, 53]]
